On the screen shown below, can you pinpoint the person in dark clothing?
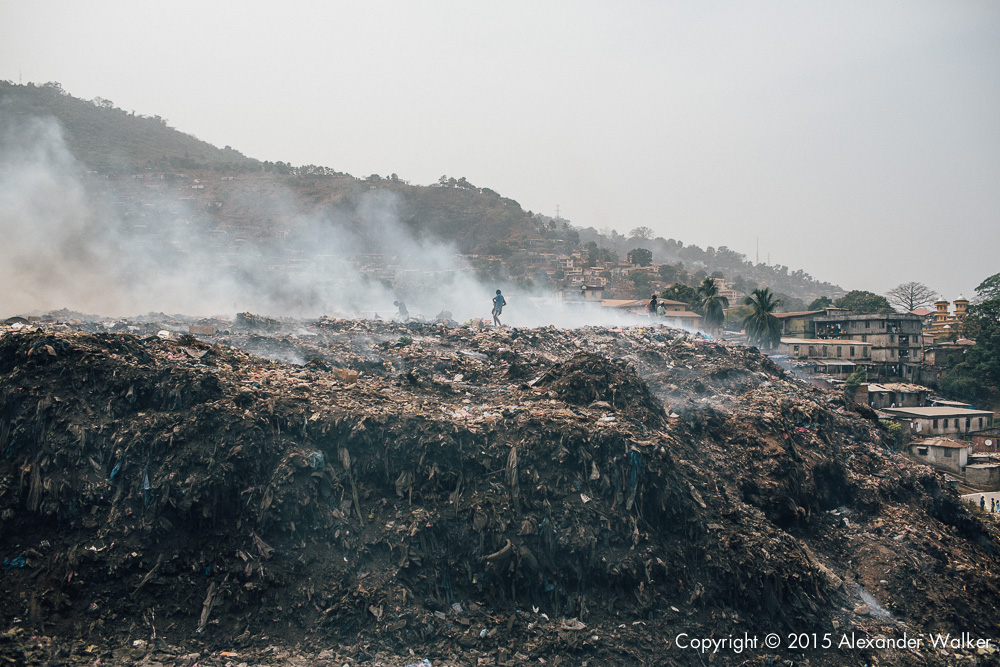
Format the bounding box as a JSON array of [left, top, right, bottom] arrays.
[[393, 300, 409, 320], [492, 289, 506, 326], [646, 293, 658, 318]]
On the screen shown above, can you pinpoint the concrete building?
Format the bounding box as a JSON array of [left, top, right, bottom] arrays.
[[773, 308, 849, 339], [864, 383, 932, 410], [777, 337, 872, 361], [883, 406, 994, 438], [813, 313, 923, 381], [906, 437, 971, 474], [966, 454, 1000, 488], [971, 427, 1000, 453]]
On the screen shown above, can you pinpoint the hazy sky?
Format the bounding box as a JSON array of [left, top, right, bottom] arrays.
[[2, 1, 998, 301]]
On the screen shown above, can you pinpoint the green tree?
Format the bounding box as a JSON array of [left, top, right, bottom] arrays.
[[974, 273, 1000, 302], [743, 287, 783, 349], [658, 263, 678, 283], [844, 366, 866, 400], [940, 272, 1000, 403], [808, 296, 833, 310], [697, 277, 729, 333], [834, 290, 895, 314], [660, 283, 699, 305], [775, 292, 807, 313], [627, 247, 653, 267], [630, 270, 653, 298], [725, 304, 754, 329]]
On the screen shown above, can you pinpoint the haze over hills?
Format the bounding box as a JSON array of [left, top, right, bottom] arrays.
[[0, 81, 843, 318]]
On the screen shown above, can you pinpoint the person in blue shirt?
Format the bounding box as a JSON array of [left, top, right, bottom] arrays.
[[492, 289, 506, 326]]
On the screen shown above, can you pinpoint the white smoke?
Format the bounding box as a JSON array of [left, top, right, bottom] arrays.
[[0, 113, 709, 332]]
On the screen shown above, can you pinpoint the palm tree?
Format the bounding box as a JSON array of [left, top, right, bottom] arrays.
[[743, 287, 783, 349], [697, 278, 729, 335]]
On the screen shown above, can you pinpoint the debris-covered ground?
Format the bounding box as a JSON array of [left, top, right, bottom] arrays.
[[1, 314, 999, 666]]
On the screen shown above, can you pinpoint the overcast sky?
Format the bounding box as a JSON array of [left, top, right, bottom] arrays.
[[2, 1, 998, 302]]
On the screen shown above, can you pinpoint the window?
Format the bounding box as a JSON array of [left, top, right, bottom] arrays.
[[866, 321, 871, 329], [933, 419, 938, 428], [966, 418, 971, 430], [917, 447, 928, 456], [837, 346, 842, 357], [890, 334, 895, 344], [980, 417, 985, 428], [861, 335, 867, 342], [943, 449, 952, 458], [793, 345, 799, 354]]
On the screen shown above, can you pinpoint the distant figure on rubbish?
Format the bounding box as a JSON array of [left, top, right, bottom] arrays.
[[981, 495, 986, 510], [646, 293, 658, 318], [492, 289, 506, 326], [393, 300, 409, 320]]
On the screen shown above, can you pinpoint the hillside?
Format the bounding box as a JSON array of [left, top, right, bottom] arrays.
[[0, 81, 842, 302], [0, 81, 258, 172]]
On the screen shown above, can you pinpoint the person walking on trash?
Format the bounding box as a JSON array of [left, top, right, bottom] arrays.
[[492, 289, 506, 326], [393, 300, 408, 320]]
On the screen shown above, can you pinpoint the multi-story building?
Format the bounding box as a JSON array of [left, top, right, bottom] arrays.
[[812, 313, 923, 381], [924, 297, 970, 344], [773, 308, 849, 339]]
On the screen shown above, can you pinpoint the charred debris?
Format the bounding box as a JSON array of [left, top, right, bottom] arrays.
[[1, 313, 999, 666]]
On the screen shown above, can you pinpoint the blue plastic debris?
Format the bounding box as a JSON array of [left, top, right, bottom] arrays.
[[3, 556, 26, 570], [109, 459, 123, 480]]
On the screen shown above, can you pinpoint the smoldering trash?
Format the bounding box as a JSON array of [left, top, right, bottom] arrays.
[[1, 314, 999, 667]]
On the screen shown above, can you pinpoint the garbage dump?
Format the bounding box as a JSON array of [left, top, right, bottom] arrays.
[[1, 313, 999, 666]]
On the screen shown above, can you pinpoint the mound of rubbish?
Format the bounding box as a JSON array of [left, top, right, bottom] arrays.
[[1, 316, 999, 666]]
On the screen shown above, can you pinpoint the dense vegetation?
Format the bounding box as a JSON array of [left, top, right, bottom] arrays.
[[940, 272, 1000, 405]]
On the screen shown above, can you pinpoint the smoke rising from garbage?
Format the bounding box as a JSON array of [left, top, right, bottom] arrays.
[[1, 115, 684, 330]]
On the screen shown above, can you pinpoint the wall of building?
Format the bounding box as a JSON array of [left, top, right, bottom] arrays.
[[966, 464, 1000, 488], [906, 415, 992, 437], [908, 443, 967, 473]]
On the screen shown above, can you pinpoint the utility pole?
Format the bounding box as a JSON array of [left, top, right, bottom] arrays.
[[555, 205, 561, 220]]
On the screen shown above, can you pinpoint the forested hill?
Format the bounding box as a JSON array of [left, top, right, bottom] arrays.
[[1, 81, 842, 301], [0, 81, 257, 172]]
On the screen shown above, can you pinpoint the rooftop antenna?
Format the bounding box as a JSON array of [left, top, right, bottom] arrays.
[[555, 204, 561, 220]]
